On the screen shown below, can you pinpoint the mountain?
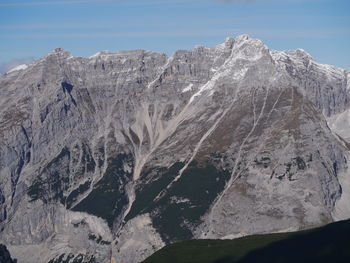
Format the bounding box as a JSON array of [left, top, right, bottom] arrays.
[[143, 218, 350, 263], [0, 35, 349, 263]]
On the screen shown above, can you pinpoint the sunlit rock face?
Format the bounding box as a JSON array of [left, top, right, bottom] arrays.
[[0, 35, 349, 263]]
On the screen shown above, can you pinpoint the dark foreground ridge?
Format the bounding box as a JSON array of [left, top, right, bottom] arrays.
[[143, 219, 350, 263], [0, 244, 17, 263]]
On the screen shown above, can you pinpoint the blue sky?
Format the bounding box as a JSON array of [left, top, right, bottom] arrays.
[[0, 0, 349, 73]]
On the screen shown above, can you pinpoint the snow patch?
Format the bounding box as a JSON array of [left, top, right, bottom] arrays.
[[182, 83, 193, 93], [7, 64, 28, 73]]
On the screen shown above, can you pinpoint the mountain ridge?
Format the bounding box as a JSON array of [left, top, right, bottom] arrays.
[[0, 35, 349, 263], [5, 35, 348, 76]]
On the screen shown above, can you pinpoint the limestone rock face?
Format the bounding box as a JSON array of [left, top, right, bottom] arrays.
[[0, 35, 349, 263]]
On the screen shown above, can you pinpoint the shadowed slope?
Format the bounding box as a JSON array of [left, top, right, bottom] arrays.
[[143, 219, 350, 263]]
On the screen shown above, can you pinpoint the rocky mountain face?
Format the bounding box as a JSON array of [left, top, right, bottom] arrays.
[[0, 35, 349, 263]]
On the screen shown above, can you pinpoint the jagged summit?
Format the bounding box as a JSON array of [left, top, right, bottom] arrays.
[[47, 47, 72, 57], [53, 47, 66, 53], [4, 35, 334, 77], [223, 34, 253, 44]]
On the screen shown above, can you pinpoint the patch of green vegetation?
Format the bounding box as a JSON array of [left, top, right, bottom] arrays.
[[48, 253, 96, 263], [27, 147, 70, 204], [48, 253, 74, 263], [27, 177, 46, 202], [66, 180, 91, 209], [295, 156, 306, 170], [143, 219, 350, 263], [100, 240, 111, 245], [148, 162, 230, 243], [48, 252, 97, 263], [88, 233, 96, 240], [47, 147, 70, 168], [125, 160, 230, 242], [71, 154, 132, 228], [72, 219, 86, 228], [275, 156, 306, 181], [188, 160, 198, 167], [156, 164, 229, 242], [125, 162, 185, 222], [88, 233, 111, 245]]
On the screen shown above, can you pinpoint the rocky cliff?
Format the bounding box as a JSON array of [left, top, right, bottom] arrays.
[[0, 35, 349, 263]]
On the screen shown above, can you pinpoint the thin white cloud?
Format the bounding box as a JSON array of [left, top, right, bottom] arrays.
[[0, 58, 35, 74]]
